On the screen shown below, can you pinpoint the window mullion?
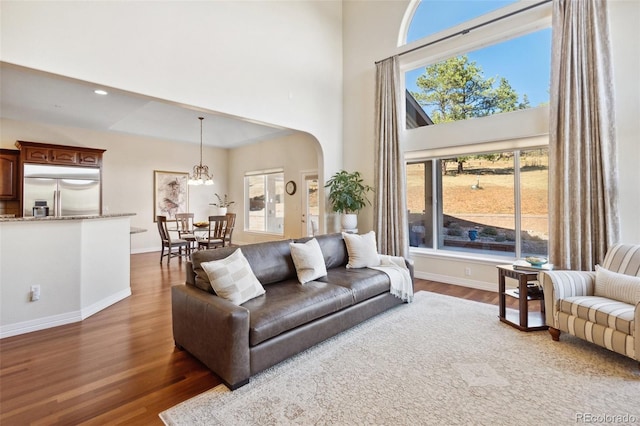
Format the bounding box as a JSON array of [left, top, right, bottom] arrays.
[[514, 150, 522, 258]]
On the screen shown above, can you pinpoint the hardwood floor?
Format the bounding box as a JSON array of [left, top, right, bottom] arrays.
[[0, 252, 519, 425]]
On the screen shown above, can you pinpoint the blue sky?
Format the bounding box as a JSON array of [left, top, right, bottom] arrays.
[[405, 0, 551, 111]]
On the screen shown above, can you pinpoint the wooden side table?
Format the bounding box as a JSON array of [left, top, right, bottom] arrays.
[[497, 265, 548, 332]]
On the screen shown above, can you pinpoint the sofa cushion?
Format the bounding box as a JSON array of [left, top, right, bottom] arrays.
[[289, 238, 327, 284], [317, 268, 391, 304], [601, 244, 640, 277], [594, 265, 640, 305], [192, 239, 298, 290], [342, 231, 380, 268], [559, 296, 635, 336], [242, 279, 353, 346], [313, 233, 348, 269], [200, 249, 266, 305]]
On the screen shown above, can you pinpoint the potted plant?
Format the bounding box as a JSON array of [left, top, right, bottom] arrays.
[[325, 170, 373, 231], [210, 193, 235, 215]]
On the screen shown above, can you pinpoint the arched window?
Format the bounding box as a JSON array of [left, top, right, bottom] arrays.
[[402, 1, 552, 259], [404, 0, 518, 45], [404, 1, 551, 128]]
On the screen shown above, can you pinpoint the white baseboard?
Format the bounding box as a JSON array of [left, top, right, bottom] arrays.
[[1, 288, 132, 339], [131, 246, 159, 254], [414, 271, 496, 292], [81, 288, 131, 319], [0, 311, 81, 339]]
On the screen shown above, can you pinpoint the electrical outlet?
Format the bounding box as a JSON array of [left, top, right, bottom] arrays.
[[464, 268, 472, 276], [30, 285, 41, 302]]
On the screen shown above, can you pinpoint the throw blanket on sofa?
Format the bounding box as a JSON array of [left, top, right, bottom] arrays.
[[370, 255, 414, 303]]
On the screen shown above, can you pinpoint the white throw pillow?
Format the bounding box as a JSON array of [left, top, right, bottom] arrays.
[[594, 265, 640, 305], [201, 249, 265, 305], [342, 231, 380, 269], [289, 238, 327, 284]]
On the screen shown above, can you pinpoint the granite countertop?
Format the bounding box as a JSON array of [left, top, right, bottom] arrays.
[[0, 213, 136, 222]]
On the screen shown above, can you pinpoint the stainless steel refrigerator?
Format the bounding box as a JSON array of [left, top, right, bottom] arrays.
[[23, 164, 101, 217]]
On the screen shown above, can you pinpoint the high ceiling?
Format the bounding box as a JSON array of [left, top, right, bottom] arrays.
[[0, 62, 292, 148]]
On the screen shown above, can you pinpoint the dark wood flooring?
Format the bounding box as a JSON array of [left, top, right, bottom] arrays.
[[0, 251, 521, 425]]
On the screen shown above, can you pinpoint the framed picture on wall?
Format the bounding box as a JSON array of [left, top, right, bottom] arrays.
[[153, 170, 189, 222]]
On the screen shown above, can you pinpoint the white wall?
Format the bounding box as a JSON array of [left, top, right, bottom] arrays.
[[0, 216, 132, 338], [342, 0, 640, 289], [609, 0, 640, 243], [229, 132, 322, 244], [0, 0, 343, 195]]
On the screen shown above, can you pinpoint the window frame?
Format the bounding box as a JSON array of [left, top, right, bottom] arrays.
[[408, 145, 548, 260], [243, 169, 285, 236]]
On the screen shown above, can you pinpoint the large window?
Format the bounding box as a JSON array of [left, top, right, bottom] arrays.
[[244, 170, 284, 235], [407, 148, 548, 258], [402, 0, 551, 259]]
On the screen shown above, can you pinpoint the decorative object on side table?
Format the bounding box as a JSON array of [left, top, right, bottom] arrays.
[[325, 170, 373, 232], [525, 256, 547, 267], [210, 193, 234, 215], [512, 257, 553, 272]]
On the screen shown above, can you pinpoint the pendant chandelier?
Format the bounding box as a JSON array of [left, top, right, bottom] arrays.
[[188, 116, 214, 185]]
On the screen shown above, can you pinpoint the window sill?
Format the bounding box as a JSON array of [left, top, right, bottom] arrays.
[[409, 246, 517, 266], [243, 230, 284, 237]]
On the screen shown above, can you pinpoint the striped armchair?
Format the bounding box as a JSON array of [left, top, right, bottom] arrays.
[[539, 244, 640, 365]]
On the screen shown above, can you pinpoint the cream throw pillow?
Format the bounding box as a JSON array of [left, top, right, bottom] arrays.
[[342, 231, 380, 269], [201, 248, 265, 305], [594, 265, 640, 305], [289, 238, 327, 284]]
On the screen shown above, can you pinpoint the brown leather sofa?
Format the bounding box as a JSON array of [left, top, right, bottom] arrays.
[[171, 233, 414, 389]]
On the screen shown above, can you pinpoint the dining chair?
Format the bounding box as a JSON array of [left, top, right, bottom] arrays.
[[198, 215, 228, 250], [223, 213, 236, 247], [157, 215, 189, 264], [175, 212, 197, 255]]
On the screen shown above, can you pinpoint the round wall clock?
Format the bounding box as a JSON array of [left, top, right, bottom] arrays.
[[286, 180, 297, 195]]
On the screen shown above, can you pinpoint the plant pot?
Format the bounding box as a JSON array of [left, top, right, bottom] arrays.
[[341, 213, 357, 231], [218, 207, 228, 216]]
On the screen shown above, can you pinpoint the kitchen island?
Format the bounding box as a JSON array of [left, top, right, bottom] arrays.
[[0, 213, 135, 338]]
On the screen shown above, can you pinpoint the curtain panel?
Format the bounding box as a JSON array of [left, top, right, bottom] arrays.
[[374, 56, 409, 258], [549, 0, 620, 270]]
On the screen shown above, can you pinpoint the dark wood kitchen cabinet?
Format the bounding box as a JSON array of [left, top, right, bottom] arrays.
[[16, 141, 105, 167], [0, 149, 20, 200]]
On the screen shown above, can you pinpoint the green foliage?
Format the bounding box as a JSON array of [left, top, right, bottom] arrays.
[[447, 227, 463, 237], [410, 55, 529, 124], [480, 226, 498, 237], [325, 170, 373, 213]]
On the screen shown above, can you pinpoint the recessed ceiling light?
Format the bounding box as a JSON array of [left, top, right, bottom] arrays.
[[94, 89, 108, 95]]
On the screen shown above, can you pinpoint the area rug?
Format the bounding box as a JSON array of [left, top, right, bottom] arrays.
[[160, 291, 639, 425]]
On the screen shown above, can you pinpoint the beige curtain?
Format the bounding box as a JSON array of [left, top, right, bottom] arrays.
[[549, 0, 620, 270], [374, 56, 409, 257]]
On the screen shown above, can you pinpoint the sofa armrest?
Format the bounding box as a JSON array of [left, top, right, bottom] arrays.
[[185, 261, 196, 286], [540, 270, 596, 327], [405, 258, 415, 281], [171, 284, 251, 389]]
